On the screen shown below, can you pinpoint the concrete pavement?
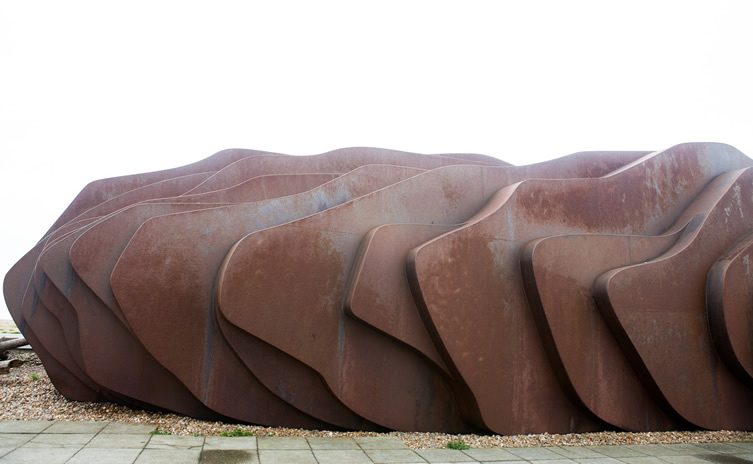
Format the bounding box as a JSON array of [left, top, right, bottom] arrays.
[[0, 421, 752, 464]]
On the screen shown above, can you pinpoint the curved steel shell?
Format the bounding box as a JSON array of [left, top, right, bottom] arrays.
[[5, 144, 753, 433]]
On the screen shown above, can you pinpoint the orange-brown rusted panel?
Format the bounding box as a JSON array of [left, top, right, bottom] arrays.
[[409, 143, 752, 434], [142, 173, 341, 205], [595, 167, 753, 430], [518, 168, 753, 431], [707, 233, 753, 383], [109, 165, 423, 428], [185, 148, 514, 195], [346, 224, 457, 373], [46, 149, 273, 234], [65, 203, 330, 427], [66, 172, 215, 223], [520, 230, 686, 431], [13, 144, 753, 434], [217, 151, 646, 431], [37, 205, 229, 420]]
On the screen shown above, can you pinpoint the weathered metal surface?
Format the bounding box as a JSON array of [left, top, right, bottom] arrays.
[[213, 312, 382, 430], [185, 148, 509, 195], [109, 165, 422, 428], [26, 199, 213, 406], [67, 172, 216, 223], [520, 230, 687, 431], [31, 272, 104, 394], [7, 144, 753, 434], [707, 233, 753, 383], [517, 169, 752, 431], [21, 323, 101, 401], [217, 151, 647, 431], [15, 226, 111, 402], [6, 151, 434, 420], [141, 173, 341, 205], [47, 147, 474, 236], [37, 205, 229, 419], [346, 223, 457, 373], [4, 151, 270, 383], [44, 149, 272, 235], [70, 172, 348, 322], [408, 143, 752, 434], [69, 203, 336, 426], [595, 167, 753, 430], [438, 153, 511, 165]]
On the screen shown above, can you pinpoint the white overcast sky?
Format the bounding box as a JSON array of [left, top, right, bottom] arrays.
[[1, 1, 752, 320]]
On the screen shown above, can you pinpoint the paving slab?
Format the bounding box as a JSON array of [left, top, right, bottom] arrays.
[[0, 435, 33, 449], [660, 445, 709, 455], [548, 447, 608, 459], [257, 436, 310, 450], [135, 448, 201, 464], [572, 458, 623, 464], [616, 457, 669, 464], [100, 423, 156, 434], [483, 461, 528, 464], [86, 433, 151, 448], [727, 443, 753, 452], [416, 448, 477, 462], [462, 448, 523, 461], [313, 448, 373, 464], [307, 437, 360, 449], [585, 446, 649, 458], [424, 461, 480, 464], [200, 449, 258, 463], [365, 448, 426, 463], [203, 436, 257, 450], [25, 432, 94, 448], [44, 421, 107, 434], [0, 421, 53, 434], [659, 456, 712, 464], [257, 449, 317, 464], [147, 435, 204, 449], [0, 446, 78, 464], [355, 436, 409, 449], [695, 443, 750, 454], [6, 420, 753, 464], [528, 460, 576, 464], [67, 447, 143, 464], [508, 447, 566, 460], [625, 445, 707, 457]]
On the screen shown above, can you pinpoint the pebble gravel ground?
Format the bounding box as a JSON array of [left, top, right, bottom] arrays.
[[2, 351, 752, 448]]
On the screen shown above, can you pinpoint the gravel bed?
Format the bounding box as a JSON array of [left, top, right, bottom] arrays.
[[2, 351, 752, 448]]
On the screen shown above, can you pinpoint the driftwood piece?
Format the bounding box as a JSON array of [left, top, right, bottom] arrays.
[[0, 337, 28, 360], [0, 337, 27, 350], [0, 356, 26, 374]]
